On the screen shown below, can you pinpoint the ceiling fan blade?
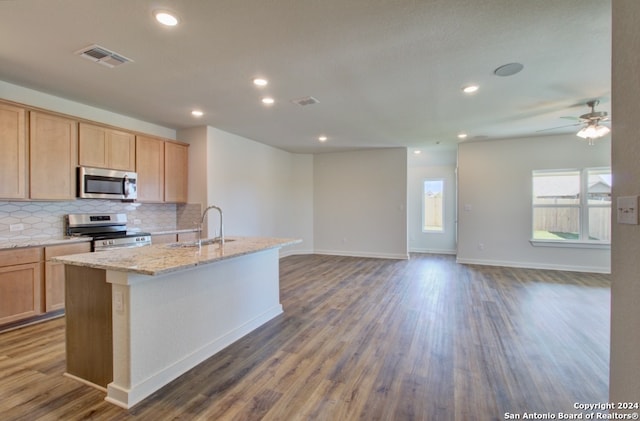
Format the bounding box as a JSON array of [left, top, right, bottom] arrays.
[[535, 122, 582, 133], [560, 116, 580, 121]]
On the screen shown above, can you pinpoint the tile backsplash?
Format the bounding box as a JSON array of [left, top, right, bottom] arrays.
[[0, 200, 202, 240]]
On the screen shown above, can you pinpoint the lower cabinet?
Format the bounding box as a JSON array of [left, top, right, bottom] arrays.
[[0, 242, 91, 328], [44, 242, 91, 312], [0, 248, 43, 325]]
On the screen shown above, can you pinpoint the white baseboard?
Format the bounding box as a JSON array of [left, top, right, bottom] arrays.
[[313, 249, 409, 260], [279, 248, 314, 258], [409, 247, 457, 255], [280, 249, 609, 273], [455, 257, 611, 274]]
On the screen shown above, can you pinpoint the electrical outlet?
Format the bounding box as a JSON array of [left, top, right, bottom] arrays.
[[9, 223, 24, 232], [133, 219, 142, 225], [114, 291, 124, 312]]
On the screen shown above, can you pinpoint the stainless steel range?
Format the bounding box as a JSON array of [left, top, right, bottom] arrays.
[[66, 213, 152, 251]]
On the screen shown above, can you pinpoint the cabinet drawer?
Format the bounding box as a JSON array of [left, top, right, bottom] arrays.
[[45, 242, 91, 259], [0, 247, 42, 267]]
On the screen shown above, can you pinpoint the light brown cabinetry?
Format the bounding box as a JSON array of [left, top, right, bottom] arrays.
[[65, 265, 112, 387], [135, 135, 165, 202], [79, 123, 136, 171], [0, 100, 189, 203], [164, 141, 189, 203], [29, 111, 78, 200], [0, 248, 43, 325], [0, 103, 27, 199], [44, 242, 91, 312]]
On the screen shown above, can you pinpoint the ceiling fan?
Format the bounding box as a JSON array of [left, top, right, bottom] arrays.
[[538, 100, 611, 145]]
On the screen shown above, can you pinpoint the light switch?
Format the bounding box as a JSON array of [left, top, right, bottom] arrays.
[[617, 196, 639, 225]]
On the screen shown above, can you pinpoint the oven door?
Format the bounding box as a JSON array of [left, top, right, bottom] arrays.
[[78, 167, 137, 200]]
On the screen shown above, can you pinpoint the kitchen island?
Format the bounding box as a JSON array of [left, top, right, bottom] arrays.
[[54, 236, 300, 409]]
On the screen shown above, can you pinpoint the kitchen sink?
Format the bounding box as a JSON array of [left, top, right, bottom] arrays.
[[165, 238, 234, 248]]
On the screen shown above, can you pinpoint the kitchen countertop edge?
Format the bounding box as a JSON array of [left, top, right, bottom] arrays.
[[0, 236, 92, 250], [148, 228, 200, 236], [53, 237, 302, 276]]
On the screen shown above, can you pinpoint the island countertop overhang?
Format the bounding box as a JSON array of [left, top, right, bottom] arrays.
[[53, 236, 301, 276]]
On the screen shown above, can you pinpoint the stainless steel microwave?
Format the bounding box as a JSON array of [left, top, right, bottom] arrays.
[[77, 166, 137, 200]]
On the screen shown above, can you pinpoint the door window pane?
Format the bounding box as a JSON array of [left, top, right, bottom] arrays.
[[423, 179, 444, 232]]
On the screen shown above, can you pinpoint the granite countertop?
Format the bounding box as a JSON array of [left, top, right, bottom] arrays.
[[0, 236, 92, 250], [0, 228, 200, 250], [52, 236, 301, 276]]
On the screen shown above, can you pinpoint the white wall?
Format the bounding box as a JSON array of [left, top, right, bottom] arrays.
[[313, 148, 408, 259], [457, 134, 611, 273], [178, 126, 314, 256], [610, 0, 640, 405], [408, 148, 457, 254], [0, 80, 175, 139]]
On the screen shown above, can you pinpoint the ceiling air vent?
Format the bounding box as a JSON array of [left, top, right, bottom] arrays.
[[290, 96, 320, 106], [75, 44, 133, 68]]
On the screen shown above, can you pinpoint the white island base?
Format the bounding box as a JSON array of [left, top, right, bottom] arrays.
[[64, 247, 283, 409]]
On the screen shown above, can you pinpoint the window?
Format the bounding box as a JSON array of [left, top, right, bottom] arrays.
[[532, 168, 611, 245], [423, 179, 444, 232]]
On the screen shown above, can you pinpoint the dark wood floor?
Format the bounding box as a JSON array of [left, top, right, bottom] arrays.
[[0, 254, 610, 420]]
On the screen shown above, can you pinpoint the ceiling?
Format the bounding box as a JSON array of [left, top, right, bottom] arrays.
[[0, 0, 611, 154]]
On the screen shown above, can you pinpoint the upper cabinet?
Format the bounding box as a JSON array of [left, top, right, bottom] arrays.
[[0, 99, 189, 203], [136, 137, 189, 203], [135, 135, 165, 202], [0, 103, 27, 199], [79, 123, 135, 171], [29, 111, 78, 200], [164, 141, 189, 203]]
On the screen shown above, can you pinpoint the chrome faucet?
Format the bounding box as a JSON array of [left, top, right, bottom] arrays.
[[199, 205, 224, 247]]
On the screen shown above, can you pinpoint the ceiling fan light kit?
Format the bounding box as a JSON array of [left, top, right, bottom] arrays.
[[576, 123, 610, 145], [574, 100, 610, 145], [536, 100, 611, 144]]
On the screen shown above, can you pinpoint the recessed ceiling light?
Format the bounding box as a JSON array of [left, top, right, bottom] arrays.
[[154, 10, 179, 26], [462, 85, 479, 94], [457, 133, 468, 139], [413, 150, 422, 154], [318, 135, 328, 142], [191, 110, 204, 117], [261, 97, 275, 105], [253, 78, 268, 87]]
